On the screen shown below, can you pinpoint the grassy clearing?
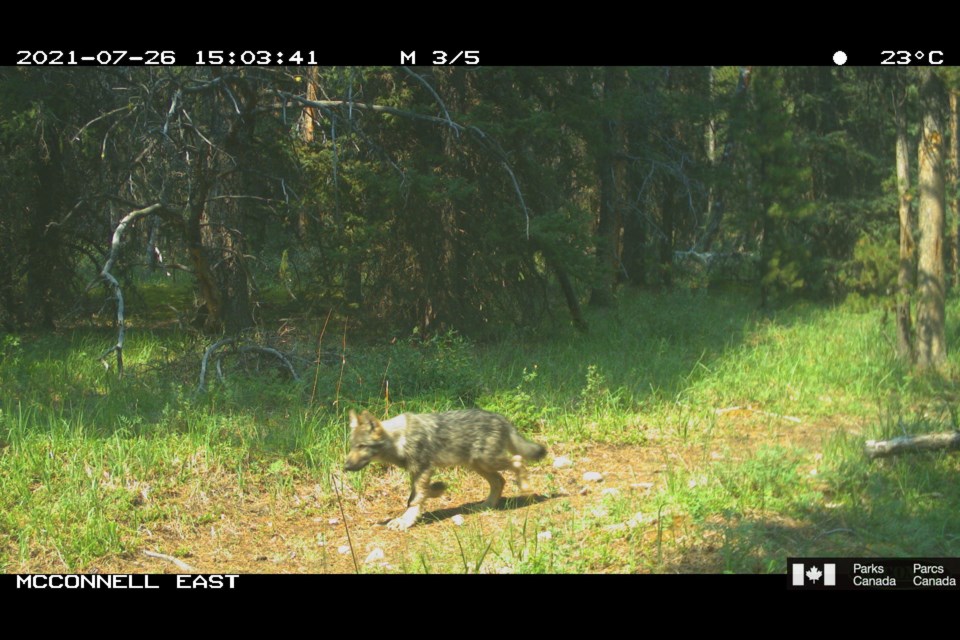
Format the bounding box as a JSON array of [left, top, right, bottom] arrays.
[[2, 291, 960, 572]]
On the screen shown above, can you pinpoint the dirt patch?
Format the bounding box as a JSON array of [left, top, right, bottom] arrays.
[[83, 441, 671, 574], [79, 416, 861, 574]]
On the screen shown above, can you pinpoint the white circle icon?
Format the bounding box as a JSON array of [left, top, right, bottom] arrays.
[[833, 51, 847, 65]]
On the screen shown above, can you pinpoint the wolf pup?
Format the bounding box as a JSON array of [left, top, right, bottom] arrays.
[[345, 409, 547, 530]]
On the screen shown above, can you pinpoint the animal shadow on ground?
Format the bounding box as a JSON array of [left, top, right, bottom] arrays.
[[376, 493, 556, 528]]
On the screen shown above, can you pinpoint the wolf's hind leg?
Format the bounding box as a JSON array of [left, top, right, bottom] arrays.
[[473, 466, 506, 509]]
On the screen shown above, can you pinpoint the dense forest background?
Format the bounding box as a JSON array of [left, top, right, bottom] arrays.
[[2, 66, 955, 366]]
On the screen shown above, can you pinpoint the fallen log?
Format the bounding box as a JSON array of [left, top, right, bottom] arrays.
[[865, 431, 960, 459]]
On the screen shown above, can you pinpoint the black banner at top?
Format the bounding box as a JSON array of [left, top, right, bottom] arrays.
[[4, 40, 956, 66]]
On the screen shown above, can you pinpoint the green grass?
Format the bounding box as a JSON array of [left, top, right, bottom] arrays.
[[3, 289, 960, 572]]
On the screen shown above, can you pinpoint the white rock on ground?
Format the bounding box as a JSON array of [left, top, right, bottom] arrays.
[[583, 471, 604, 482], [552, 456, 573, 469]]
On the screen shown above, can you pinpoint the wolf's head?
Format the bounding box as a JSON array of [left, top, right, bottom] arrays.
[[344, 410, 389, 471]]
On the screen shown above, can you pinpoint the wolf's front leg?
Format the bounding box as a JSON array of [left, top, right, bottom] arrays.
[[387, 469, 434, 531]]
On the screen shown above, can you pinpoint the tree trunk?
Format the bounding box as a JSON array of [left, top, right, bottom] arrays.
[[299, 67, 319, 237], [895, 82, 915, 363], [590, 67, 626, 308], [186, 164, 223, 331], [620, 207, 646, 287], [915, 69, 947, 372], [554, 262, 587, 333], [949, 90, 959, 285], [28, 130, 66, 329], [656, 184, 675, 288], [695, 67, 752, 253]]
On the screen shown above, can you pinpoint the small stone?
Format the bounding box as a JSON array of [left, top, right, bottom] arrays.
[[537, 530, 552, 541], [601, 488, 620, 497], [591, 507, 608, 518], [631, 482, 655, 490], [328, 518, 340, 525], [583, 471, 604, 482], [364, 548, 385, 563], [552, 456, 573, 469], [627, 513, 644, 528], [337, 545, 351, 555], [604, 523, 627, 533], [451, 515, 465, 526]]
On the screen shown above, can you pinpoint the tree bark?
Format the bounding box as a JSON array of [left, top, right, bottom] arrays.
[[949, 90, 959, 285], [299, 67, 319, 237], [894, 81, 915, 364], [915, 69, 947, 372]]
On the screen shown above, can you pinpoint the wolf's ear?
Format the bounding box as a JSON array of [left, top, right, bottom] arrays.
[[359, 410, 381, 432], [349, 410, 360, 430]]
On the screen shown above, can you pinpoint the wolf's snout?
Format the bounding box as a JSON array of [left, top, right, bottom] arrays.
[[343, 454, 369, 472]]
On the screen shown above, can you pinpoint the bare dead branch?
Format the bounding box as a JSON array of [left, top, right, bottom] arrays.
[[72, 106, 130, 142], [197, 337, 299, 393], [221, 83, 241, 114], [98, 203, 165, 378], [143, 550, 196, 572], [163, 90, 181, 137], [197, 337, 237, 393], [238, 346, 300, 380], [401, 67, 458, 136], [865, 431, 960, 459]]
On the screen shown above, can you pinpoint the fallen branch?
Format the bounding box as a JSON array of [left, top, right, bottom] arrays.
[[197, 337, 299, 393], [865, 431, 960, 459], [239, 346, 299, 379], [143, 550, 196, 572]]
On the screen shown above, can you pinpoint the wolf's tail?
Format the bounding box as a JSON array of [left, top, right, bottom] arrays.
[[510, 430, 547, 460]]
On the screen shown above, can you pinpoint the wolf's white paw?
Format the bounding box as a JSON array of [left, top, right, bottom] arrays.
[[387, 517, 415, 531]]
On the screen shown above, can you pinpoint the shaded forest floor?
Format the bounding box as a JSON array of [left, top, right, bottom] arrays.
[[4, 290, 960, 573]]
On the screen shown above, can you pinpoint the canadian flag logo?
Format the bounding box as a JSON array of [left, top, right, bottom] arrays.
[[792, 563, 836, 586]]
